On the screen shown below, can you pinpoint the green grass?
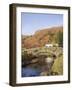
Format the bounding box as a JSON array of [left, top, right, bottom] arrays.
[[51, 55, 63, 75]]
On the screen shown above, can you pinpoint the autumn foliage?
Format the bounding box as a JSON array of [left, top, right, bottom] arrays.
[[22, 26, 63, 49]]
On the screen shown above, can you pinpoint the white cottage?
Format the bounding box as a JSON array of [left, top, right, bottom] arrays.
[[45, 43, 58, 48], [45, 44, 53, 48]]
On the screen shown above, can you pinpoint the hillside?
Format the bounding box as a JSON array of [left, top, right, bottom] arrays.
[[22, 26, 63, 49]]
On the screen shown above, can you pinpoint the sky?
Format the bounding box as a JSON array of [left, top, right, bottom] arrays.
[[21, 13, 63, 35]]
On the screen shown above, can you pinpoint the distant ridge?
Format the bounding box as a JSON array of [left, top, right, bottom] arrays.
[[22, 26, 63, 49]]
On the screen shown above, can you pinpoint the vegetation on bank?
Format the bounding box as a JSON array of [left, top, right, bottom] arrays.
[[22, 46, 63, 76]]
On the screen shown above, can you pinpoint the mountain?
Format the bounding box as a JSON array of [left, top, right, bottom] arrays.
[[22, 26, 63, 49]]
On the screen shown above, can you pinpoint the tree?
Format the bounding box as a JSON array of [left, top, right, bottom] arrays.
[[57, 31, 63, 47]]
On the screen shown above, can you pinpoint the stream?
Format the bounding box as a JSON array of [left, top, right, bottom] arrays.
[[22, 57, 54, 77], [22, 67, 41, 77]]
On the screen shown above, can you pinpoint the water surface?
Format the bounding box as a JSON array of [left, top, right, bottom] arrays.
[[22, 67, 41, 77]]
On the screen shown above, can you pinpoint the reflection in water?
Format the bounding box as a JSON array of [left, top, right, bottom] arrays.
[[22, 67, 41, 77], [21, 57, 55, 77]]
